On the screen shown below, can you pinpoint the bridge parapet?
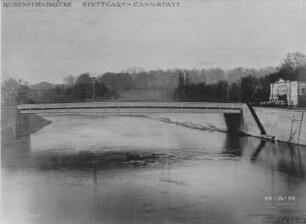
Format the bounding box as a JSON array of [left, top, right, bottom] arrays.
[[18, 102, 243, 114]]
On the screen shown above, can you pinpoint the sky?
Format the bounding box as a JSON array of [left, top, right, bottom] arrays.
[[2, 0, 306, 83]]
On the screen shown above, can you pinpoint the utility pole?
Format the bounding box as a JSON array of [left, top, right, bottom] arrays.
[[92, 77, 97, 101], [18, 80, 22, 104], [238, 81, 241, 102]]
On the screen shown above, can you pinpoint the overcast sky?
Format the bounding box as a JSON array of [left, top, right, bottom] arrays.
[[2, 0, 306, 83]]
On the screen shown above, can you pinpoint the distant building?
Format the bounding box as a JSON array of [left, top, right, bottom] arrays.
[[269, 78, 306, 106]]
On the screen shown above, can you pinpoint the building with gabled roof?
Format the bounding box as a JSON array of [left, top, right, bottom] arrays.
[[269, 78, 306, 106]]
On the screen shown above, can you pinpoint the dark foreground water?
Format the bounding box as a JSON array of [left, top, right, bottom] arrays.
[[1, 115, 306, 224]]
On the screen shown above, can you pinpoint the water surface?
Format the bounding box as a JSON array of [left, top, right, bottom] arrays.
[[2, 115, 306, 224]]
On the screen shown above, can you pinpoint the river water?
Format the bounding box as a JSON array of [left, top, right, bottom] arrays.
[[1, 115, 306, 224]]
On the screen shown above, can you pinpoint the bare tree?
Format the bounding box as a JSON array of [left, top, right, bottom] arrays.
[[63, 75, 75, 87], [1, 78, 20, 105], [281, 52, 306, 71]]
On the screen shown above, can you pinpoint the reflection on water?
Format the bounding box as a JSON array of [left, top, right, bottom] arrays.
[[1, 115, 306, 224]]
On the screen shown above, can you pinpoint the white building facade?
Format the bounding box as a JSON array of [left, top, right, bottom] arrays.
[[269, 78, 306, 106]]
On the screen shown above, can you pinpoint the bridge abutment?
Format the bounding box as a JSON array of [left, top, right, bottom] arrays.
[[1, 106, 52, 145]]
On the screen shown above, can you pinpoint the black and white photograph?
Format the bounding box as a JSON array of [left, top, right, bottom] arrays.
[[1, 0, 306, 223]]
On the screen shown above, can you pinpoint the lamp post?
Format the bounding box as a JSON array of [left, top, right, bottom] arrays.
[[238, 81, 241, 102], [163, 77, 171, 101], [227, 82, 230, 103], [18, 80, 28, 104], [92, 77, 97, 101]]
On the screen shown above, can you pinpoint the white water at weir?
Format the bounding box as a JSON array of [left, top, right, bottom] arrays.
[[1, 114, 306, 224]]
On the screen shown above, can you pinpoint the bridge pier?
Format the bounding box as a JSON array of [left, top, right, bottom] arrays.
[[224, 113, 242, 134]]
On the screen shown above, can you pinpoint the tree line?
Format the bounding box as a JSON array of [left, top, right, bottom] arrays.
[[1, 52, 305, 105], [64, 67, 275, 91], [175, 53, 306, 103]]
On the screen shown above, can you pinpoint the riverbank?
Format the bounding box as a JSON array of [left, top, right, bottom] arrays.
[[253, 107, 305, 145], [149, 107, 306, 146]]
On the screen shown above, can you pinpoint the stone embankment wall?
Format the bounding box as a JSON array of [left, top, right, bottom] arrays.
[[238, 105, 306, 145], [1, 106, 51, 145], [254, 107, 305, 145], [152, 105, 306, 146]]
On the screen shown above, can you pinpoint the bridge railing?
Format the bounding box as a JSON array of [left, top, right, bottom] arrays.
[[18, 102, 243, 114]]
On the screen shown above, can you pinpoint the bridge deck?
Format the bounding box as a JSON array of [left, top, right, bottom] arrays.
[[18, 102, 243, 114]]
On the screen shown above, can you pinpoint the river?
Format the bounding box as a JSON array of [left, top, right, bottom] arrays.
[[1, 114, 306, 224]]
